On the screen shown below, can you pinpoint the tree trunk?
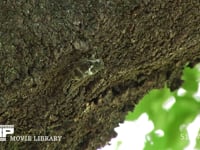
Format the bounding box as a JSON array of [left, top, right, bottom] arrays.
[[0, 1, 200, 149]]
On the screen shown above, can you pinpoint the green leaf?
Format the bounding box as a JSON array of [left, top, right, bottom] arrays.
[[195, 129, 200, 149], [126, 87, 171, 121], [181, 66, 200, 93], [123, 63, 200, 150]]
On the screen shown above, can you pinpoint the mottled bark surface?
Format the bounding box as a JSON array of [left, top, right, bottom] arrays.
[[0, 0, 200, 150]]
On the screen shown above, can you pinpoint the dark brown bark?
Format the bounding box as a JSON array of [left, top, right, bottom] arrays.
[[0, 0, 200, 149]]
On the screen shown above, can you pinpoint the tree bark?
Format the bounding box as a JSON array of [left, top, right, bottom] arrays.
[[0, 0, 200, 149]]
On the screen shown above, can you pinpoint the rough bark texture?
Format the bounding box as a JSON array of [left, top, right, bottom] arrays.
[[0, 0, 200, 150]]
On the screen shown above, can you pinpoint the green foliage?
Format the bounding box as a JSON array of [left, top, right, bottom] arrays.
[[182, 66, 200, 92], [125, 64, 200, 150]]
